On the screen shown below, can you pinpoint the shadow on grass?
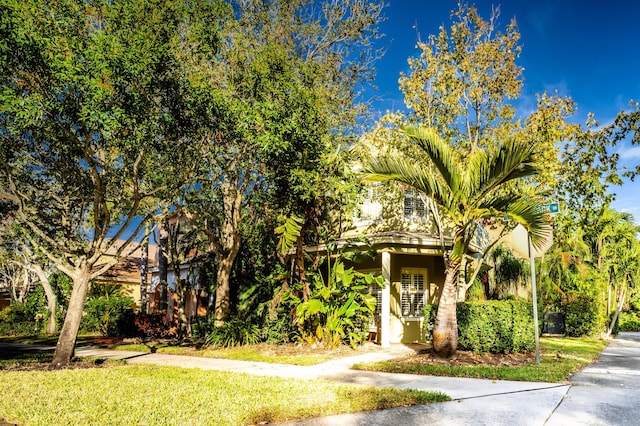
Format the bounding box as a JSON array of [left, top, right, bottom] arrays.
[[0, 347, 53, 369]]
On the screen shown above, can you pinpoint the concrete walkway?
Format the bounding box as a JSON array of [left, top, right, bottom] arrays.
[[5, 332, 640, 425]]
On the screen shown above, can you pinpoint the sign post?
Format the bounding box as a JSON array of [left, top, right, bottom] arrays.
[[530, 201, 559, 365], [529, 233, 541, 364]]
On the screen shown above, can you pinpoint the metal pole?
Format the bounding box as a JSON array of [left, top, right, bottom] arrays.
[[529, 233, 540, 364]]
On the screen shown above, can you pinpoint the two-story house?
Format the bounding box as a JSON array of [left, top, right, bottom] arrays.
[[325, 183, 489, 346]]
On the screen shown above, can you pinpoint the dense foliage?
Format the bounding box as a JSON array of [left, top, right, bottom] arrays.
[[1, 1, 639, 358], [423, 300, 535, 354], [80, 284, 135, 337]]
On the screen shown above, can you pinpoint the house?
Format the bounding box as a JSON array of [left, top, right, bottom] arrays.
[[146, 214, 211, 320], [322, 183, 491, 346], [147, 254, 209, 320], [94, 214, 212, 321], [93, 241, 158, 312]]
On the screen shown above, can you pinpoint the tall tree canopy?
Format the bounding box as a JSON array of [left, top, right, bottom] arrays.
[[180, 0, 385, 326], [0, 0, 228, 367]]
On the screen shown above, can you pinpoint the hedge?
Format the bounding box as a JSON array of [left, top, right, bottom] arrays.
[[422, 300, 535, 353], [562, 291, 605, 337], [616, 311, 640, 332]]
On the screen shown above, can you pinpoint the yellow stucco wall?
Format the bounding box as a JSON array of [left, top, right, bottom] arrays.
[[350, 252, 446, 344]]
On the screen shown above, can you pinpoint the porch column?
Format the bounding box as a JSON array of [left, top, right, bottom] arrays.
[[380, 251, 391, 347]]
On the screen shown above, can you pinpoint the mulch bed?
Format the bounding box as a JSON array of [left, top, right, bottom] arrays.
[[393, 347, 535, 367]]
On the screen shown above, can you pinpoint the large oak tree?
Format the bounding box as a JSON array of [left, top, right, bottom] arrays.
[[0, 0, 227, 367]]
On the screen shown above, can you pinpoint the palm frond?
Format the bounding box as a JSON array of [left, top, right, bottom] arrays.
[[400, 126, 462, 195], [275, 214, 303, 256], [362, 153, 457, 211], [467, 139, 539, 208], [479, 195, 552, 249]]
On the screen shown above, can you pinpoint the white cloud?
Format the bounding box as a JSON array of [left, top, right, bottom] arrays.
[[619, 146, 640, 160]]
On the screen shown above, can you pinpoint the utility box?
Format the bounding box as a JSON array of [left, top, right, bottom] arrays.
[[542, 312, 565, 336]]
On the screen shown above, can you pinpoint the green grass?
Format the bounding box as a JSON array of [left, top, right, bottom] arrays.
[[0, 336, 339, 365], [110, 343, 336, 365], [0, 356, 449, 426], [0, 347, 53, 368], [353, 337, 608, 383]]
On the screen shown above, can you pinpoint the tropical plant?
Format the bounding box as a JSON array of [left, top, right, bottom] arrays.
[[538, 226, 593, 311], [205, 318, 261, 347], [364, 126, 551, 357], [81, 283, 135, 337], [489, 244, 529, 299], [296, 259, 383, 349]]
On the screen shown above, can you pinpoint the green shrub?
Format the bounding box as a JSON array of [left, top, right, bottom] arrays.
[[190, 316, 213, 340], [422, 300, 535, 353], [206, 318, 261, 347], [0, 286, 54, 336], [0, 304, 41, 336], [80, 284, 135, 336], [260, 313, 299, 344], [422, 304, 437, 344], [616, 311, 640, 332], [562, 291, 605, 337]]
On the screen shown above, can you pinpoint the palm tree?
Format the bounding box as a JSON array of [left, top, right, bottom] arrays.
[[363, 126, 551, 357]]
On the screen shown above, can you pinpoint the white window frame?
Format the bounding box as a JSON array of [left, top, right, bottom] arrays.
[[403, 189, 428, 223], [400, 268, 428, 318], [354, 184, 383, 226], [362, 269, 383, 316]]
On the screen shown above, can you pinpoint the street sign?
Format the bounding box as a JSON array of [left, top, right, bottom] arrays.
[[539, 202, 559, 214]]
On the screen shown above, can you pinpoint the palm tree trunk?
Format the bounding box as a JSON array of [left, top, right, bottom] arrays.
[[606, 286, 627, 337], [432, 259, 461, 357]]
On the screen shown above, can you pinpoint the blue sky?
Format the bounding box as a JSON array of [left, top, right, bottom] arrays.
[[367, 0, 640, 222]]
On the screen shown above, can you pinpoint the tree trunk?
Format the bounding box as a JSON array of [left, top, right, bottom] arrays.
[[32, 265, 57, 335], [432, 259, 461, 357], [158, 219, 169, 311], [214, 255, 235, 328], [139, 227, 150, 314], [606, 286, 626, 337], [50, 266, 91, 368], [176, 278, 190, 338], [213, 182, 243, 328]]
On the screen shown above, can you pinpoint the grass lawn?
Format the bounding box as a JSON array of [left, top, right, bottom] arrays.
[[0, 336, 359, 366], [352, 337, 609, 383], [0, 347, 449, 426], [109, 342, 339, 365]]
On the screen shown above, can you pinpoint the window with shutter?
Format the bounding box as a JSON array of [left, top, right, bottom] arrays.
[[400, 269, 427, 317], [362, 270, 383, 315], [403, 189, 428, 222]]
